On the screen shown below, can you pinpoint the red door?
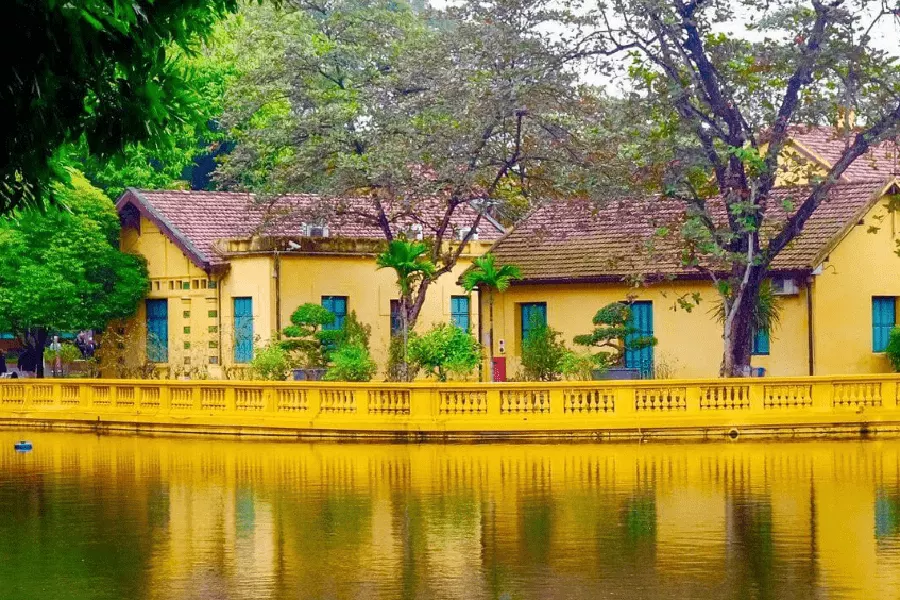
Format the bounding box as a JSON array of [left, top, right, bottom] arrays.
[[492, 357, 507, 382]]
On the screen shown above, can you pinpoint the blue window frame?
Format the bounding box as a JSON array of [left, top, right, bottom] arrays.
[[451, 296, 470, 331], [390, 300, 402, 337], [520, 302, 547, 344], [233, 297, 254, 363], [624, 301, 654, 377], [146, 299, 169, 363], [752, 329, 770, 355], [322, 296, 348, 331], [873, 297, 896, 352]]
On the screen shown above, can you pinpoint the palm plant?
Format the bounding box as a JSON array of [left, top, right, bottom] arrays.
[[712, 279, 783, 361], [461, 253, 522, 381], [376, 239, 437, 380]]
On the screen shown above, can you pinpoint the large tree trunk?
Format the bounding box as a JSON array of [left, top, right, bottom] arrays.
[[721, 268, 764, 378]]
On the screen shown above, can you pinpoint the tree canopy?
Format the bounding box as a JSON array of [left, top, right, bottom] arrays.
[[2, 0, 244, 213], [0, 170, 150, 374]]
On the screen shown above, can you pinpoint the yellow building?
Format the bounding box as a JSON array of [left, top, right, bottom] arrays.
[[483, 176, 900, 379], [115, 189, 503, 378]]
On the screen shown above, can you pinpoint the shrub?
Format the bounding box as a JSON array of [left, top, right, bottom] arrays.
[[887, 327, 900, 371], [251, 343, 290, 381], [324, 311, 377, 382], [408, 323, 481, 381], [325, 344, 378, 381], [559, 350, 599, 381], [43, 343, 85, 377], [573, 302, 657, 370], [281, 303, 335, 368], [521, 321, 568, 381]]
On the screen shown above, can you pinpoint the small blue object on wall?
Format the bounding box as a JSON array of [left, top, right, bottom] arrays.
[[14, 440, 32, 452]]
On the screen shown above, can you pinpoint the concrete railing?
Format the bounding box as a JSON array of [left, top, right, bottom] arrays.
[[1, 375, 899, 438]]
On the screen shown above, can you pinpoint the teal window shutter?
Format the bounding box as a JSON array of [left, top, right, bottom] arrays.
[[321, 296, 348, 331], [233, 297, 254, 363], [146, 299, 169, 363], [520, 302, 547, 343], [873, 297, 896, 352], [624, 301, 654, 377], [390, 300, 402, 337], [451, 296, 470, 331], [752, 328, 770, 355]]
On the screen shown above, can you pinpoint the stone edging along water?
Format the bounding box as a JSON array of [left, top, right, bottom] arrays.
[[1, 375, 899, 440]]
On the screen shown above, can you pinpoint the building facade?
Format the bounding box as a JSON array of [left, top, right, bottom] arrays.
[[116, 189, 502, 378]]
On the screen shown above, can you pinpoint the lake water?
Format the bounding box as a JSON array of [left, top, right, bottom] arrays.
[[1, 431, 899, 600]]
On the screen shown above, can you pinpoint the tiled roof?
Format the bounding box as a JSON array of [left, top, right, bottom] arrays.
[[116, 189, 504, 269], [489, 180, 897, 283], [787, 126, 900, 182]]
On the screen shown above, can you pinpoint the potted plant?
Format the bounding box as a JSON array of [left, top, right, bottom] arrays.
[[281, 303, 335, 380], [573, 302, 657, 380]]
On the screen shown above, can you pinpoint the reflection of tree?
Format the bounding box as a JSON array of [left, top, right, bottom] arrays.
[[728, 497, 775, 600], [875, 491, 900, 541], [0, 469, 158, 599], [596, 489, 657, 575], [522, 498, 554, 564]]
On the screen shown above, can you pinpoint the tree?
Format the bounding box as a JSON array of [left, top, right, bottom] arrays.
[[0, 171, 150, 377], [460, 253, 523, 381], [520, 317, 569, 382], [589, 0, 900, 376], [408, 323, 481, 382], [573, 302, 658, 371], [216, 0, 600, 339], [1, 0, 243, 214], [281, 303, 337, 369], [376, 239, 437, 380]]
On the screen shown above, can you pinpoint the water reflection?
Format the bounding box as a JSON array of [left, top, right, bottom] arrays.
[[1, 433, 900, 599]]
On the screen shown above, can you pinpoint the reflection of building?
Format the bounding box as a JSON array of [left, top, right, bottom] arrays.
[[5, 432, 900, 599]]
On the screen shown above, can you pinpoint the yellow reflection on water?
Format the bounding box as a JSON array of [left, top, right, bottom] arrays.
[[1, 432, 900, 600]]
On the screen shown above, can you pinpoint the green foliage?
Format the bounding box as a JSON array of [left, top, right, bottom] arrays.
[[325, 344, 378, 382], [43, 344, 86, 378], [250, 342, 290, 381], [281, 303, 336, 368], [408, 323, 481, 381], [460, 254, 523, 294], [376, 240, 437, 297], [573, 302, 658, 369], [386, 336, 415, 382], [559, 350, 600, 381], [0, 170, 149, 344], [3, 0, 243, 213], [324, 311, 377, 382], [712, 280, 783, 335], [886, 328, 900, 372], [521, 318, 569, 382]]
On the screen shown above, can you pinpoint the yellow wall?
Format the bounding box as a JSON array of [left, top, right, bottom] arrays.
[[239, 250, 483, 375], [810, 197, 900, 374], [119, 217, 223, 377], [483, 280, 810, 379]]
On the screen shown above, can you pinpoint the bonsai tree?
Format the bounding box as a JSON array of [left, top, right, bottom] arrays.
[[325, 311, 378, 382], [573, 302, 658, 373], [376, 239, 437, 381], [408, 323, 482, 382], [461, 253, 522, 381], [281, 303, 336, 372]]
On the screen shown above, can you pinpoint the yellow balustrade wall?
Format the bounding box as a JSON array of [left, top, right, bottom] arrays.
[[2, 375, 900, 438]]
